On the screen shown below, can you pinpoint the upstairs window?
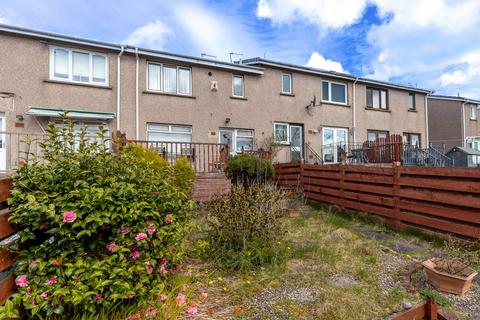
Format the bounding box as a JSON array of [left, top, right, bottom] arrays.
[[408, 93, 416, 110], [470, 104, 477, 120], [147, 62, 192, 95], [367, 87, 388, 110], [232, 75, 244, 97], [321, 80, 347, 104], [50, 46, 108, 85], [282, 73, 292, 94]]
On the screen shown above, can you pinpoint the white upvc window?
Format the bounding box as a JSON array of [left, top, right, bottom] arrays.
[[470, 104, 477, 120], [321, 80, 347, 104], [219, 128, 254, 154], [49, 46, 108, 85], [282, 72, 292, 94], [232, 75, 244, 97], [147, 62, 192, 95], [147, 123, 192, 142], [274, 122, 290, 144], [54, 120, 109, 149]]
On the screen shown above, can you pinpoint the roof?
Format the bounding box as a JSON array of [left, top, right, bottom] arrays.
[[446, 146, 480, 155], [26, 107, 116, 120], [241, 57, 432, 94], [428, 95, 480, 104], [0, 24, 264, 75]]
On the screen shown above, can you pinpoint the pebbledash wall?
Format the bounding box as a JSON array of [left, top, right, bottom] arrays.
[[0, 24, 430, 166]]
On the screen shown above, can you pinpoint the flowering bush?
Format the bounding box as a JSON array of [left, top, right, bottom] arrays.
[[1, 119, 194, 318]]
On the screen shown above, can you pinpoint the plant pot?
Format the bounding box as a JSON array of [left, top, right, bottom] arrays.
[[422, 258, 478, 295], [285, 208, 300, 218]]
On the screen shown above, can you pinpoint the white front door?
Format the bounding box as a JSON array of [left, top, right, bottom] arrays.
[[322, 127, 348, 163], [0, 114, 6, 171]]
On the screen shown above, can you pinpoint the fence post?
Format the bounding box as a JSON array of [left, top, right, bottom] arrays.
[[339, 165, 345, 211], [392, 163, 404, 231]]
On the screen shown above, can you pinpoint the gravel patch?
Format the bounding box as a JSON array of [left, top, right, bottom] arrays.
[[385, 240, 423, 254], [377, 249, 411, 295], [249, 285, 323, 319], [329, 274, 361, 287], [412, 270, 480, 320]]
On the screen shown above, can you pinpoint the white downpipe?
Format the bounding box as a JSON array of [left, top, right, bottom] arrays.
[[116, 46, 125, 131], [424, 94, 429, 148], [352, 77, 359, 145], [135, 48, 139, 140], [461, 102, 466, 147]]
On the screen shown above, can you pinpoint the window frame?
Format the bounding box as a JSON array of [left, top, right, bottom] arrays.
[[232, 74, 245, 97], [403, 132, 421, 146], [146, 62, 192, 95], [470, 104, 478, 121], [366, 87, 389, 110], [219, 128, 255, 154], [367, 130, 390, 142], [146, 123, 193, 142], [408, 93, 416, 111], [49, 46, 109, 86], [281, 72, 292, 94], [321, 80, 348, 105], [274, 122, 290, 145]]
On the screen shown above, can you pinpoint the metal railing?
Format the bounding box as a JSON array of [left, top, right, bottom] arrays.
[[305, 143, 322, 164], [126, 140, 230, 173]]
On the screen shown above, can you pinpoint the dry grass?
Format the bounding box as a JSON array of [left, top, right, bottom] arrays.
[[182, 205, 428, 320]]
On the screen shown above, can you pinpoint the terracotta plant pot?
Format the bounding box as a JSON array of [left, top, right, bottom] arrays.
[[285, 208, 300, 218], [422, 258, 478, 295]]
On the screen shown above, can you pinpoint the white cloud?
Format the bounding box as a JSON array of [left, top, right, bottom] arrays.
[[257, 0, 368, 31], [170, 2, 261, 61], [124, 20, 173, 49], [306, 52, 346, 73]]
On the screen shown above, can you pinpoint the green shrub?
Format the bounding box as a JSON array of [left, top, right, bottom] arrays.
[[225, 155, 274, 186], [204, 183, 287, 270], [2, 119, 193, 318]]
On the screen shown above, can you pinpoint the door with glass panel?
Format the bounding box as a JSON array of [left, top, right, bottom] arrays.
[[0, 114, 5, 171], [290, 125, 303, 162], [219, 129, 254, 155], [322, 127, 348, 163]]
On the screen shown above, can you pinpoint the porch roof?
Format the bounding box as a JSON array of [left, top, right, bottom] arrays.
[[26, 107, 116, 120]]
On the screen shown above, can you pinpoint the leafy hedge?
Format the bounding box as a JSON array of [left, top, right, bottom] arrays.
[[225, 154, 274, 186], [1, 120, 194, 318]]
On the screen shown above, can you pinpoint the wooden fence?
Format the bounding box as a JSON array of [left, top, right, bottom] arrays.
[[0, 178, 15, 304], [276, 162, 480, 239]]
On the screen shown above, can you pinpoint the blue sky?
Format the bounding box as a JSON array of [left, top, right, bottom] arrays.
[[1, 0, 480, 98]]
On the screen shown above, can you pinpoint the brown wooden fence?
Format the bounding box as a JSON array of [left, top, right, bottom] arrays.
[[276, 162, 480, 239], [0, 178, 15, 304]]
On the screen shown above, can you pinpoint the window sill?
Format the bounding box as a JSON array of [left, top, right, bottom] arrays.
[[280, 92, 295, 97], [143, 91, 196, 99], [365, 107, 391, 113], [321, 101, 351, 107], [230, 96, 248, 101], [470, 118, 477, 121], [408, 109, 417, 113], [44, 79, 112, 90]]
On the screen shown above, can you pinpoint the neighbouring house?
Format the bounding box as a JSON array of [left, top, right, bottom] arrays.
[[428, 95, 480, 152], [0, 24, 431, 171], [445, 146, 480, 167]]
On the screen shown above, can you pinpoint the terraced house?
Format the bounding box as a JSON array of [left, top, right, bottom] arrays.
[[0, 24, 430, 171]]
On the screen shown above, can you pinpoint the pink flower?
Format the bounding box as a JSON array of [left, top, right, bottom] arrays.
[[187, 305, 198, 315], [158, 294, 167, 302], [145, 306, 157, 318], [106, 243, 118, 252], [29, 260, 38, 268], [15, 275, 29, 287], [131, 247, 140, 260], [147, 228, 156, 235], [120, 226, 131, 234], [145, 261, 153, 274], [95, 293, 103, 301], [45, 276, 57, 285], [159, 265, 167, 275], [135, 233, 148, 241], [40, 292, 48, 299], [200, 292, 208, 301], [62, 211, 77, 223], [176, 292, 186, 307]]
